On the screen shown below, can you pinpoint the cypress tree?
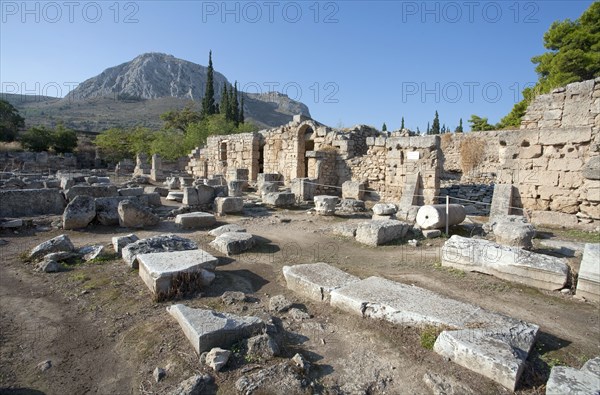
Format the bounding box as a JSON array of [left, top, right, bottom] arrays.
[[220, 84, 229, 119], [382, 122, 387, 132], [455, 118, 464, 133], [239, 95, 245, 124], [426, 122, 430, 135], [400, 117, 405, 130], [431, 111, 440, 134], [232, 82, 240, 127], [201, 51, 216, 117]]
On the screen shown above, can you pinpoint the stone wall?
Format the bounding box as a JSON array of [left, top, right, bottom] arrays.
[[186, 79, 599, 224], [0, 151, 77, 172]]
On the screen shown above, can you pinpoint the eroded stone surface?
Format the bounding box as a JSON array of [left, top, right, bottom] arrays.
[[175, 212, 216, 229], [30, 234, 74, 261], [576, 243, 600, 302], [283, 263, 360, 302], [208, 224, 246, 237], [112, 234, 139, 254], [546, 357, 600, 395], [166, 304, 264, 353], [442, 235, 568, 291], [209, 232, 255, 255], [121, 234, 198, 268], [355, 220, 410, 246], [62, 195, 96, 230]]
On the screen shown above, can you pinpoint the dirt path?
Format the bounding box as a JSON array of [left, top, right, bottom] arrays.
[[0, 209, 598, 394]]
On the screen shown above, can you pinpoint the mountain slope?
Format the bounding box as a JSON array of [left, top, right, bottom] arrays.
[[3, 53, 310, 132]]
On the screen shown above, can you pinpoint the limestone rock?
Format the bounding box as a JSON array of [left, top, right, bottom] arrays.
[[235, 361, 310, 395], [62, 195, 96, 230], [166, 304, 264, 353], [64, 185, 118, 201], [196, 185, 216, 204], [175, 212, 216, 229], [119, 187, 144, 196], [166, 191, 184, 202], [442, 235, 568, 290], [269, 295, 293, 313], [36, 260, 61, 273], [263, 192, 296, 207], [355, 220, 410, 246], [167, 374, 213, 395], [372, 203, 397, 215], [79, 245, 107, 261], [422, 372, 475, 395], [342, 180, 365, 200], [214, 197, 243, 215], [209, 232, 255, 255], [121, 234, 198, 268], [205, 348, 231, 371], [182, 187, 199, 206], [153, 367, 166, 383], [314, 195, 339, 216], [493, 218, 536, 249], [338, 198, 366, 213], [546, 357, 600, 395], [332, 224, 357, 238], [208, 224, 246, 237], [282, 262, 360, 303], [582, 156, 600, 180], [118, 199, 159, 228], [112, 234, 139, 254], [0, 189, 66, 217], [221, 291, 246, 305], [531, 210, 578, 228], [576, 243, 600, 302], [29, 234, 74, 261], [246, 334, 280, 360]]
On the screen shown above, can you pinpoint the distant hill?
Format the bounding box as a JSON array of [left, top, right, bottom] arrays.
[[2, 52, 311, 132]]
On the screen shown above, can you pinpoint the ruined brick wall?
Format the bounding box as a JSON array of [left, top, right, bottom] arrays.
[[202, 133, 259, 180]]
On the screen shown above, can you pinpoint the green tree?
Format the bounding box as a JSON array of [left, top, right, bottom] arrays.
[[455, 118, 464, 133], [468, 115, 495, 131], [382, 122, 387, 131], [151, 129, 187, 160], [231, 81, 240, 126], [201, 51, 217, 117], [499, 2, 600, 127], [160, 104, 201, 133], [51, 123, 78, 153], [128, 126, 155, 157], [20, 126, 53, 152], [431, 111, 440, 134], [239, 95, 245, 124], [0, 99, 25, 142], [426, 122, 430, 134], [220, 84, 231, 120], [400, 117, 405, 130], [95, 127, 134, 162]]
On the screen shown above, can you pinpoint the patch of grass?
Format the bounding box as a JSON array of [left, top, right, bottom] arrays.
[[432, 262, 466, 278], [82, 276, 111, 290], [88, 254, 117, 264], [419, 325, 442, 350], [18, 251, 31, 263], [69, 272, 91, 283], [561, 229, 600, 243]]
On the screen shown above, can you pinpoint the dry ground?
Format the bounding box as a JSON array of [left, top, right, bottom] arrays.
[[0, 205, 598, 395]]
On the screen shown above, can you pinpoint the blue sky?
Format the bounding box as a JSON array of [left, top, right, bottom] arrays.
[[0, 0, 594, 131]]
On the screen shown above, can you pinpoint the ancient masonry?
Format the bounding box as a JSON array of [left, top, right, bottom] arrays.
[[186, 78, 600, 226]]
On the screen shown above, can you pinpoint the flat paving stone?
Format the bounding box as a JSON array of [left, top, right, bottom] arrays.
[[283, 262, 360, 303], [329, 275, 539, 391], [138, 249, 218, 297], [441, 235, 568, 291], [175, 212, 217, 229], [209, 232, 255, 255], [208, 224, 246, 237], [167, 304, 264, 354], [546, 357, 600, 395]]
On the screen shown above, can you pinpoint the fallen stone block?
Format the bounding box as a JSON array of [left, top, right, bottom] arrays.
[[112, 234, 139, 254], [140, 192, 161, 207], [259, 181, 279, 196], [329, 276, 538, 391], [442, 235, 568, 291], [422, 229, 441, 239], [338, 199, 365, 213], [79, 244, 107, 261], [546, 357, 600, 395], [182, 187, 199, 206], [144, 186, 169, 197], [282, 262, 360, 303], [175, 212, 217, 229], [138, 249, 218, 299], [64, 185, 118, 201], [214, 197, 243, 215], [208, 224, 246, 237], [0, 189, 66, 217], [165, 176, 180, 190], [95, 197, 143, 226], [205, 347, 231, 371], [372, 203, 397, 215], [209, 232, 255, 255], [263, 192, 295, 208], [0, 219, 23, 229], [332, 224, 358, 238], [314, 195, 338, 215], [166, 191, 184, 202], [29, 234, 74, 261], [118, 199, 159, 228], [121, 234, 198, 268], [290, 178, 316, 202], [489, 184, 514, 219], [167, 304, 264, 353], [257, 173, 281, 190], [355, 220, 410, 246], [197, 185, 216, 204], [62, 195, 96, 230], [396, 205, 420, 224], [119, 187, 144, 197], [371, 213, 395, 221], [342, 180, 365, 200], [228, 180, 247, 197], [235, 361, 309, 395], [576, 243, 600, 302], [491, 215, 535, 249]]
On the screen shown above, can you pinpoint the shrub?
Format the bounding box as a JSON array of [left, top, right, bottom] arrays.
[[20, 126, 53, 152]]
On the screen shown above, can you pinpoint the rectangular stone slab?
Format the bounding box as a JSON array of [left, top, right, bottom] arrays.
[[489, 184, 513, 219], [167, 304, 264, 353], [138, 249, 218, 296], [576, 243, 600, 302], [441, 235, 568, 291], [329, 276, 538, 391], [175, 212, 217, 229], [283, 263, 360, 302]]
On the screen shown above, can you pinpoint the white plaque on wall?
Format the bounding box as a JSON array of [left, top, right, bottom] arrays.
[[407, 151, 420, 161]]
